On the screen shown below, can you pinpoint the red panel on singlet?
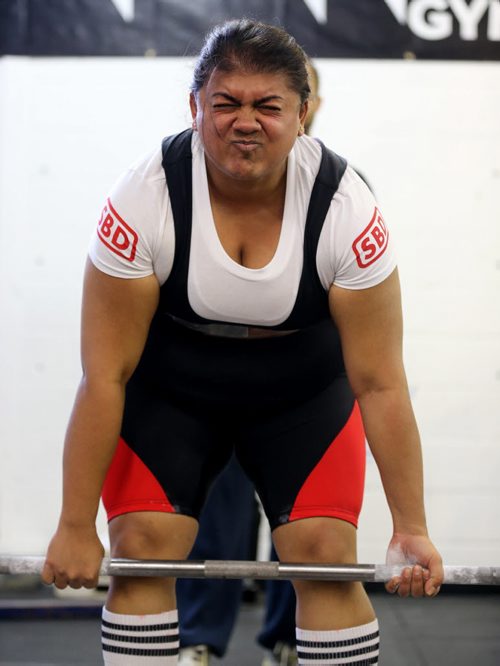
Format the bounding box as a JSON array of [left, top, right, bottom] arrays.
[[102, 437, 174, 521], [289, 402, 366, 527]]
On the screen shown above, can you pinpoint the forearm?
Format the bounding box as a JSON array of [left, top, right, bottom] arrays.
[[59, 375, 125, 528], [357, 385, 428, 535]]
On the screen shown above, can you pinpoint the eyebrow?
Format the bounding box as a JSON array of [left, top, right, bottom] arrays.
[[211, 92, 284, 105]]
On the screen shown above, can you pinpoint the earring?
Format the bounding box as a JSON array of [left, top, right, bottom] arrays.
[[192, 120, 197, 131], [298, 124, 305, 136]]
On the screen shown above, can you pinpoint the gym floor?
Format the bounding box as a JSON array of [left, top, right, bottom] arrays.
[[0, 580, 499, 665]]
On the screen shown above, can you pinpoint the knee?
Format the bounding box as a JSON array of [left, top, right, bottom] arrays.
[[110, 516, 163, 559], [274, 518, 356, 565], [109, 512, 196, 560], [294, 537, 352, 565]]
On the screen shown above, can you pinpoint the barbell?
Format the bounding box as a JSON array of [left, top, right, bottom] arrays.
[[1, 556, 499, 585]]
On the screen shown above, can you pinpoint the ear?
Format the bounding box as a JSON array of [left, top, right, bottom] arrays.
[[298, 100, 309, 135], [189, 92, 198, 121], [299, 100, 309, 127]]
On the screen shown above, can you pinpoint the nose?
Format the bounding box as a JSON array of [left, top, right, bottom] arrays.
[[232, 107, 260, 134]]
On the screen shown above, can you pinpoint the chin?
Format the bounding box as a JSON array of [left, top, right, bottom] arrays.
[[224, 162, 263, 181]]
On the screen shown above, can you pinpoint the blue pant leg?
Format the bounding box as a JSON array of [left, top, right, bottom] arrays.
[[177, 455, 256, 657], [257, 545, 297, 650]]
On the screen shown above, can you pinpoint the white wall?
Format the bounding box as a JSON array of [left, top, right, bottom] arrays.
[[0, 56, 499, 567]]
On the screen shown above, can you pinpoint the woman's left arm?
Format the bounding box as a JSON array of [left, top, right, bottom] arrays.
[[329, 268, 443, 598]]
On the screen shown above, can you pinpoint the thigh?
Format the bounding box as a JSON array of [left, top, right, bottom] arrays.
[[102, 379, 233, 522], [236, 376, 366, 531]]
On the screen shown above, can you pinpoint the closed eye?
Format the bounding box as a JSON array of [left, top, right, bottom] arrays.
[[213, 103, 239, 109]]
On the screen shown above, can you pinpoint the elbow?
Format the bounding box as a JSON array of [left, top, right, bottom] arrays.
[[348, 368, 409, 403], [80, 366, 131, 393]]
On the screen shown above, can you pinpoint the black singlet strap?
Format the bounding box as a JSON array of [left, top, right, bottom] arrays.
[[161, 129, 193, 291], [281, 140, 347, 329], [306, 139, 347, 261]]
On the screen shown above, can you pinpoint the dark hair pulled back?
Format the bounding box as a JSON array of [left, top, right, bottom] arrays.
[[191, 19, 310, 104]]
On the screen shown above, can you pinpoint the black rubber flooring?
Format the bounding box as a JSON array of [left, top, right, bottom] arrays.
[[0, 582, 499, 665]]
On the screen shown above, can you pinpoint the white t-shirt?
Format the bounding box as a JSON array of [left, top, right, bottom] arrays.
[[89, 133, 396, 327]]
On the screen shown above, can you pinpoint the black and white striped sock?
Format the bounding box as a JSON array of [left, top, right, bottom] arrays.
[[296, 619, 380, 665], [101, 607, 179, 664]]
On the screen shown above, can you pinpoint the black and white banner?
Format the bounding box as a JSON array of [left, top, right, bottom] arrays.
[[1, 0, 499, 59]]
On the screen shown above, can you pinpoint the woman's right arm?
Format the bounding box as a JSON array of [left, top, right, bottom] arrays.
[[42, 259, 159, 589]]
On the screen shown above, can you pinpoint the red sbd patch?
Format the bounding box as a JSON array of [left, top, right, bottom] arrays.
[[352, 207, 389, 268], [97, 199, 138, 262]]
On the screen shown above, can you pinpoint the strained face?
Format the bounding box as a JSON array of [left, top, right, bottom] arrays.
[[190, 67, 307, 184]]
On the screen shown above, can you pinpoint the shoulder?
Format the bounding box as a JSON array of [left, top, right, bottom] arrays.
[[105, 146, 167, 234], [317, 166, 397, 290], [332, 165, 376, 220], [88, 144, 173, 281], [113, 147, 166, 201], [331, 166, 390, 264]]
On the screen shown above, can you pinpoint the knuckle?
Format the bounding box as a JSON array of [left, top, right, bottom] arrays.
[[54, 566, 68, 578], [83, 574, 98, 588]]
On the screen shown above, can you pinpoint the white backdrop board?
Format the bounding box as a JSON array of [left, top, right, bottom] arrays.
[[0, 56, 499, 566]]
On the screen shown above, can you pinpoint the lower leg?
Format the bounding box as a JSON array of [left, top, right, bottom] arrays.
[[294, 580, 375, 630], [292, 583, 378, 665], [107, 576, 176, 614], [102, 605, 180, 665], [102, 512, 197, 664], [296, 619, 380, 665], [103, 570, 180, 665], [273, 518, 380, 664]]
